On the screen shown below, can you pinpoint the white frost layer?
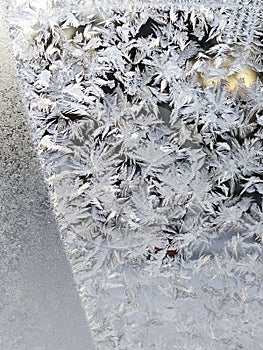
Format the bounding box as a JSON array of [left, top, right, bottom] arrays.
[[4, 0, 263, 349]]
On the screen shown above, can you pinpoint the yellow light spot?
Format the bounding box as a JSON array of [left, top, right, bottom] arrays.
[[63, 27, 77, 41], [200, 67, 257, 92], [228, 67, 257, 92], [193, 55, 258, 93]]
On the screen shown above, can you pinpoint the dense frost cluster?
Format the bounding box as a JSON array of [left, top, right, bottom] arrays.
[[4, 0, 263, 348]]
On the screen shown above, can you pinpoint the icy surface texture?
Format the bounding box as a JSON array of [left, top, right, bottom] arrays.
[[0, 3, 94, 350], [4, 0, 263, 348]]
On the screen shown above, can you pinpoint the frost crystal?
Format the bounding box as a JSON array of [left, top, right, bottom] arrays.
[[4, 0, 263, 348]]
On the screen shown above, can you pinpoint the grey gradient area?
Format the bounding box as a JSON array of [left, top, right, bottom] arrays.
[[0, 5, 94, 350]]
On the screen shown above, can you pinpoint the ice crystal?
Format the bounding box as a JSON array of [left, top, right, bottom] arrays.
[[4, 0, 263, 348]]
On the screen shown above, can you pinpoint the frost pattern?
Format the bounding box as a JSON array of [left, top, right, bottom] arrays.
[[4, 0, 263, 348]]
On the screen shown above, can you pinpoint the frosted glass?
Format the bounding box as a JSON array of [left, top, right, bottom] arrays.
[[0, 5, 94, 349], [2, 1, 263, 349]]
